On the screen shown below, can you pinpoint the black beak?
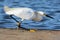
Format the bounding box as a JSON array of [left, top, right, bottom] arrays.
[[44, 14, 54, 19]]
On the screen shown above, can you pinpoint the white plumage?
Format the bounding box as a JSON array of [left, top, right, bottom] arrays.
[[4, 6, 45, 21]]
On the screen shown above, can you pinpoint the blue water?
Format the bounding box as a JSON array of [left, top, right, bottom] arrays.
[[0, 0, 60, 30]]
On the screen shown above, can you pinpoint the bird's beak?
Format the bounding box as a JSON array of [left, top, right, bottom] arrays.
[[44, 14, 54, 19]]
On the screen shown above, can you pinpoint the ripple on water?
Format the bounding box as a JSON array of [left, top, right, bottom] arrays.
[[0, 0, 4, 2], [0, 0, 60, 30]]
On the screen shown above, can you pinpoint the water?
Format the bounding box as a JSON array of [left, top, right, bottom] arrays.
[[0, 0, 60, 30]]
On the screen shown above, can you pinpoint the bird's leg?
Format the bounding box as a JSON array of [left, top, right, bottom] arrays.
[[17, 21, 36, 32], [9, 15, 21, 30], [17, 22, 21, 30]]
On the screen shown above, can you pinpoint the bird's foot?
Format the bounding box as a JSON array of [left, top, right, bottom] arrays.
[[28, 29, 36, 32]]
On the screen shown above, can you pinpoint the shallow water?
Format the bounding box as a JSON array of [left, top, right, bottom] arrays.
[[0, 0, 60, 30]]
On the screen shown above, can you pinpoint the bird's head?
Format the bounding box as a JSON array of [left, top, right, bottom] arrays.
[[36, 11, 54, 19], [37, 11, 45, 16]]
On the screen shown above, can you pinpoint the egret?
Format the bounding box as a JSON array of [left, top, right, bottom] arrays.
[[4, 6, 54, 30]]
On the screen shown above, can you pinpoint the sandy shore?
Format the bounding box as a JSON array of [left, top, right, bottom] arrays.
[[0, 28, 60, 40]]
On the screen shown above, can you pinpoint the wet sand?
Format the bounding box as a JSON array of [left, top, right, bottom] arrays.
[[0, 28, 60, 40]]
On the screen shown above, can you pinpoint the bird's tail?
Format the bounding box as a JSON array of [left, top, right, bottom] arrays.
[[4, 6, 10, 12]]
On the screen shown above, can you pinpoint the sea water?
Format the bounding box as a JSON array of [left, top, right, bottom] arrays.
[[0, 0, 60, 30]]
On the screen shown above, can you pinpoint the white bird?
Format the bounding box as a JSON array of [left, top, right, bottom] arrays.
[[4, 6, 54, 29], [4, 6, 53, 22]]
